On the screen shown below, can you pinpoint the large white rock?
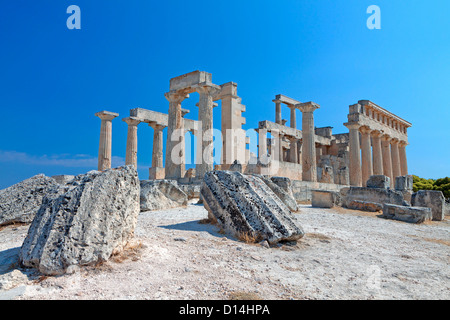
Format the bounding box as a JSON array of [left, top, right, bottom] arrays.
[[19, 166, 140, 275], [140, 179, 188, 211], [201, 171, 304, 244], [0, 174, 60, 227]]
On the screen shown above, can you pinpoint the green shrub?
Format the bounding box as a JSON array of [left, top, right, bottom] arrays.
[[412, 175, 450, 199]]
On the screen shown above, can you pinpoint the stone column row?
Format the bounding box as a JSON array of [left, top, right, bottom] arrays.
[[344, 122, 409, 187]]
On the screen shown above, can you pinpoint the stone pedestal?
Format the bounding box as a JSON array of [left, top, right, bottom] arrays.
[[95, 111, 119, 171]]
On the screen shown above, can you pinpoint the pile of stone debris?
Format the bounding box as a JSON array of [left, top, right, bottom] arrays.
[[311, 175, 447, 224], [0, 167, 306, 276]]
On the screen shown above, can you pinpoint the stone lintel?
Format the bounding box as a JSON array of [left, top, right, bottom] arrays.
[[273, 94, 301, 106], [258, 120, 332, 146], [358, 100, 412, 128], [169, 71, 213, 91]]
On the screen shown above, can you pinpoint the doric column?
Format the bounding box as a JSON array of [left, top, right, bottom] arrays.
[[289, 105, 296, 129], [399, 141, 408, 175], [371, 130, 383, 175], [149, 123, 166, 168], [345, 122, 362, 186], [391, 138, 401, 180], [257, 128, 268, 161], [298, 102, 320, 182], [195, 85, 220, 180], [274, 100, 282, 124], [381, 135, 393, 186], [149, 123, 166, 180], [289, 137, 298, 164], [95, 111, 119, 171], [360, 126, 373, 187], [164, 90, 189, 179], [123, 117, 141, 168]]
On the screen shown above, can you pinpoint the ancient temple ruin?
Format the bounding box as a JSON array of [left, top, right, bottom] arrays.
[[95, 70, 412, 197]]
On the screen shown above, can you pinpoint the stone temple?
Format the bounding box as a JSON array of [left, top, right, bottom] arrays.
[[95, 70, 411, 200]]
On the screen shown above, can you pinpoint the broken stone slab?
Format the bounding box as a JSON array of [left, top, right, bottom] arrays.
[[311, 190, 341, 208], [366, 175, 390, 189], [253, 175, 298, 212], [201, 171, 304, 244], [347, 200, 383, 212], [19, 166, 140, 276], [345, 186, 404, 208], [140, 179, 188, 211], [411, 190, 445, 221], [0, 174, 60, 227], [178, 183, 201, 200], [382, 203, 432, 224]]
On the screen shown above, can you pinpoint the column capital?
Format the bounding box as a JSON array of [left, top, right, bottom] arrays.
[[95, 111, 119, 121], [398, 140, 408, 147], [122, 117, 141, 127], [381, 134, 392, 142], [344, 122, 361, 130], [148, 122, 166, 131], [390, 137, 400, 144], [195, 84, 221, 97], [297, 101, 320, 113], [359, 125, 372, 134], [370, 129, 383, 138], [164, 90, 190, 103]]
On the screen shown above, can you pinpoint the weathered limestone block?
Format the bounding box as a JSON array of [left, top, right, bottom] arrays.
[[411, 190, 445, 221], [201, 171, 304, 244], [140, 179, 188, 211], [0, 174, 60, 227], [445, 200, 450, 216], [256, 175, 298, 212], [347, 200, 383, 212], [318, 166, 334, 184], [311, 190, 341, 208], [178, 183, 201, 200], [382, 204, 432, 224], [336, 166, 349, 185], [345, 186, 404, 208], [366, 175, 390, 189], [19, 166, 140, 275]]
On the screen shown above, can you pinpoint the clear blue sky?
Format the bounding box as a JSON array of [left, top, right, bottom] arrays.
[[0, 0, 449, 189]]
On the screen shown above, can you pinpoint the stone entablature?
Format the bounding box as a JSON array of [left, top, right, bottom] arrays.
[[348, 100, 411, 143]]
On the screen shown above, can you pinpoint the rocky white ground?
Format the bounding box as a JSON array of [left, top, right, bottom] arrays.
[[0, 201, 449, 300]]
